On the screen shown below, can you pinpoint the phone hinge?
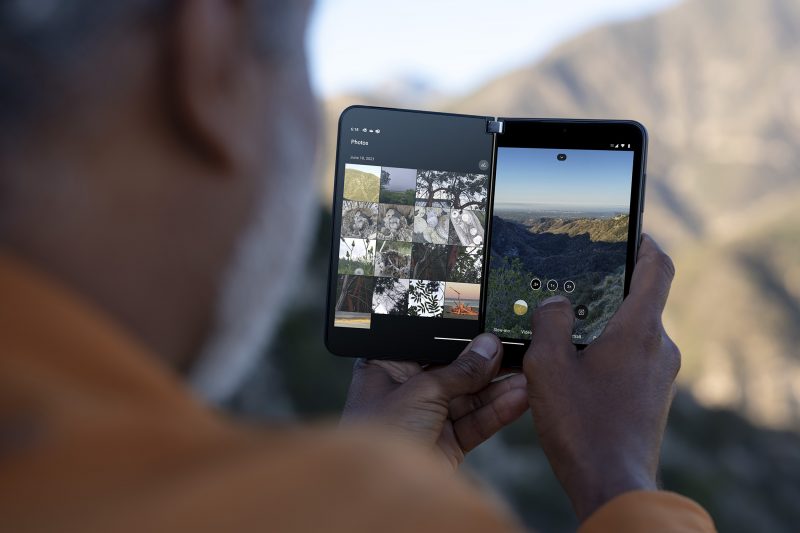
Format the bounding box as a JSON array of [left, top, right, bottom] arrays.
[[487, 118, 505, 134]]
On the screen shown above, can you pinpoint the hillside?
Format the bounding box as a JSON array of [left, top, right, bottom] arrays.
[[444, 0, 800, 430], [319, 0, 800, 430], [518, 214, 629, 243], [490, 216, 627, 280]]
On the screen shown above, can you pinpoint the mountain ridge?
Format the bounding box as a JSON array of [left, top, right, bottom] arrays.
[[321, 0, 800, 430]]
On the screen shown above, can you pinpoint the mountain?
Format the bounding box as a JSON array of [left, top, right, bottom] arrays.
[[445, 0, 800, 430], [515, 214, 629, 243], [320, 0, 800, 430], [489, 215, 627, 280]]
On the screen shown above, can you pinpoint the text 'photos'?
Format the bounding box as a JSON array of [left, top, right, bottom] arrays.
[[335, 164, 488, 328]]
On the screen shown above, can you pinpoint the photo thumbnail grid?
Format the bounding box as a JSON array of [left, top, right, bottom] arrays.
[[335, 164, 487, 329]]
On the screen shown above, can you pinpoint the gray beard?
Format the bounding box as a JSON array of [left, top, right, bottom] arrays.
[[189, 119, 318, 404]]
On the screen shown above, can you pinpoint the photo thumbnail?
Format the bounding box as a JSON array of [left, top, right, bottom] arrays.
[[443, 282, 480, 320], [335, 275, 376, 314], [413, 206, 450, 244], [447, 245, 483, 284], [338, 238, 376, 276], [374, 240, 412, 278], [448, 208, 485, 246], [343, 164, 381, 202], [341, 201, 378, 239], [415, 169, 451, 208], [408, 279, 445, 318], [377, 204, 414, 241], [379, 167, 416, 205], [449, 172, 488, 210], [334, 311, 371, 329], [372, 278, 410, 315], [410, 243, 455, 281]]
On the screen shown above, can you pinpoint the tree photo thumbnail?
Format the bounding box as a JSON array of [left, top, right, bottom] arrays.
[[379, 167, 416, 205], [448, 245, 483, 284], [415, 169, 451, 207], [449, 172, 488, 210], [410, 243, 454, 281], [372, 277, 409, 315], [408, 279, 444, 317], [335, 275, 376, 314]]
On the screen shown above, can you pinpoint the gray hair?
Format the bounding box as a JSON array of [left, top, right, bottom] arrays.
[[0, 0, 304, 128]]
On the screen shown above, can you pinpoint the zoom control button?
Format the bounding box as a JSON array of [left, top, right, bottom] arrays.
[[563, 280, 575, 293], [530, 278, 542, 291], [546, 279, 558, 292]]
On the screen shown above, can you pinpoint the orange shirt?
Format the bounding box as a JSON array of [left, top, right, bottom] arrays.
[[0, 253, 715, 532]]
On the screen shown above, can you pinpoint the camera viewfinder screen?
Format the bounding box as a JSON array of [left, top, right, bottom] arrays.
[[485, 147, 634, 344]]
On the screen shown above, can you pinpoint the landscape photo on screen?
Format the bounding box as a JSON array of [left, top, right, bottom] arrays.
[[335, 164, 488, 328], [485, 148, 633, 342]]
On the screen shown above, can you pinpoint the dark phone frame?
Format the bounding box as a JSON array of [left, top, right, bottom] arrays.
[[324, 105, 494, 364], [482, 118, 648, 367]]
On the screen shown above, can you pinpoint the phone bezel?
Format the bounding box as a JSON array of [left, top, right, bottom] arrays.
[[325, 105, 495, 364], [483, 118, 648, 367]]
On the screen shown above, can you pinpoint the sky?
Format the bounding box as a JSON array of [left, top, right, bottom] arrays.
[[494, 148, 633, 210], [307, 0, 681, 97], [445, 282, 481, 301], [382, 167, 416, 192]]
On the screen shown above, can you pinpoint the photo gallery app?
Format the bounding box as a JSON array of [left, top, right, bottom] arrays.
[[335, 164, 487, 330]]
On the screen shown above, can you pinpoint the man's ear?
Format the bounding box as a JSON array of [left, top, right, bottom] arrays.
[[167, 0, 266, 172]]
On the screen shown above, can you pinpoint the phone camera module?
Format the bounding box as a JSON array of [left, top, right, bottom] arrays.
[[557, 153, 567, 161]]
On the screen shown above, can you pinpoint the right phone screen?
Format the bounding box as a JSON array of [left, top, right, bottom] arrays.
[[485, 147, 634, 344]]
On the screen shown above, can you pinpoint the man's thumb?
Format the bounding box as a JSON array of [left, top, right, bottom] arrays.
[[423, 333, 502, 399], [524, 296, 576, 374]]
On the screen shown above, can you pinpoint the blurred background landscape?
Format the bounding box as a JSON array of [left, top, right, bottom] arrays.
[[228, 0, 800, 531]]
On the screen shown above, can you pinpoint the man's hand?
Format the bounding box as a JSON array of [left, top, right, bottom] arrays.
[[523, 234, 680, 521], [342, 334, 528, 470]]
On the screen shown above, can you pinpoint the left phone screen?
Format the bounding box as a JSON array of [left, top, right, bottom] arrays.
[[326, 106, 493, 362]]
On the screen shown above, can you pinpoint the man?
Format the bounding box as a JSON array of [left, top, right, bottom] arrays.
[[0, 1, 715, 531]]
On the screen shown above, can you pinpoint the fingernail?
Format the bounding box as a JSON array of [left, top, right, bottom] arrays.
[[470, 334, 498, 360], [539, 295, 569, 307]]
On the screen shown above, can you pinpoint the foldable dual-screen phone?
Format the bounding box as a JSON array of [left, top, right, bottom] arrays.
[[325, 106, 647, 366]]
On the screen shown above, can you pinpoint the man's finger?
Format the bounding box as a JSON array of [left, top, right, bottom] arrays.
[[347, 359, 421, 401], [523, 295, 576, 376], [613, 234, 675, 327], [416, 333, 503, 400], [452, 386, 529, 452], [449, 373, 526, 420]]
